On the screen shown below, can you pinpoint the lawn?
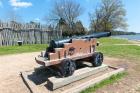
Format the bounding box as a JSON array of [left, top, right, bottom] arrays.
[[0, 44, 48, 55], [97, 37, 140, 61], [0, 38, 140, 60], [98, 37, 131, 45]]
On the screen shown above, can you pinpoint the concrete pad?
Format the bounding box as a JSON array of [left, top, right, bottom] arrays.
[[47, 64, 108, 90]]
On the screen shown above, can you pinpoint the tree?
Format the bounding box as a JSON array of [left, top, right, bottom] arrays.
[[47, 0, 83, 31], [90, 0, 128, 32], [55, 19, 86, 37], [75, 21, 86, 35], [56, 18, 73, 37]]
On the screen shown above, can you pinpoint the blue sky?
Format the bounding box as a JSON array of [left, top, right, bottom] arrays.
[[0, 0, 140, 33]]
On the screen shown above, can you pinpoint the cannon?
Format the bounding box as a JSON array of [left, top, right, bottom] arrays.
[[35, 32, 111, 77]]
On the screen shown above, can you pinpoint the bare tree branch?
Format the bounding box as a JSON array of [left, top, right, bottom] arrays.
[[46, 0, 83, 28], [90, 0, 128, 32]]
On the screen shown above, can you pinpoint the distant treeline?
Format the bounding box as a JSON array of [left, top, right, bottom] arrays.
[[111, 31, 136, 35]]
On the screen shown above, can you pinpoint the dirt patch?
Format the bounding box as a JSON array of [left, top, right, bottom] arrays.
[[0, 52, 41, 93], [95, 57, 140, 93], [0, 52, 139, 93]]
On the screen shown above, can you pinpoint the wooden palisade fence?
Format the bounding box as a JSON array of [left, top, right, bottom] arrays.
[[0, 21, 61, 46]]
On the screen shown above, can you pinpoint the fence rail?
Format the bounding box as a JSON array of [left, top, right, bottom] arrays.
[[0, 28, 61, 46]]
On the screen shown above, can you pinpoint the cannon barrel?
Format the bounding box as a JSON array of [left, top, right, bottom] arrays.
[[49, 32, 111, 51], [81, 32, 111, 39]]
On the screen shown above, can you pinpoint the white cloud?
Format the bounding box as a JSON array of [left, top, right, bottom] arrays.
[[9, 0, 32, 8], [35, 18, 40, 21]]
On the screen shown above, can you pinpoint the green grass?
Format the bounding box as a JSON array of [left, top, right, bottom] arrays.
[[97, 38, 140, 61], [81, 72, 127, 93], [0, 38, 139, 59], [0, 44, 48, 55], [98, 37, 131, 45], [97, 45, 140, 60]]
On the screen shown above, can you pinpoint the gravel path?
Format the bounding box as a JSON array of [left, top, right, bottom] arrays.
[[0, 52, 41, 93], [0, 52, 140, 93]]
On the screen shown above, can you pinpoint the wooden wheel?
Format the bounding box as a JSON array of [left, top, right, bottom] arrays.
[[91, 52, 103, 67], [59, 59, 76, 77]]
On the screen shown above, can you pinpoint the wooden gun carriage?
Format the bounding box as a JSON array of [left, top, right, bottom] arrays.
[[35, 32, 111, 77]]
